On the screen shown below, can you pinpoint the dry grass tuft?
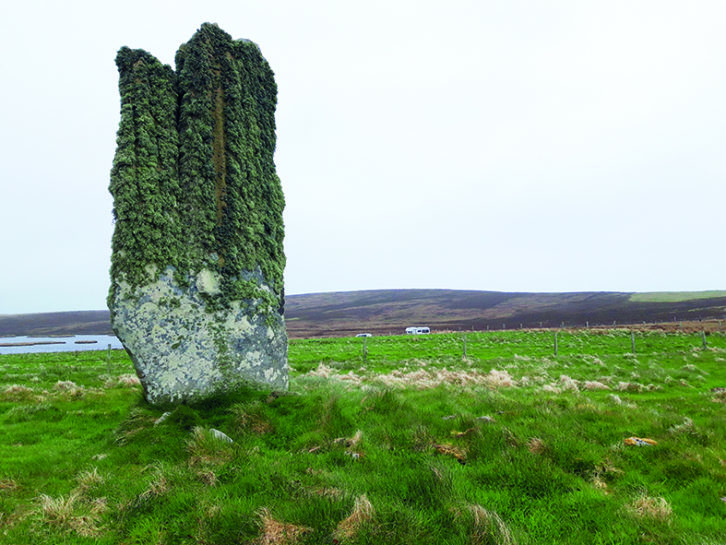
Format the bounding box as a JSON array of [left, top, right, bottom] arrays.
[[255, 508, 312, 545], [139, 473, 170, 501], [467, 504, 516, 545], [433, 443, 467, 464], [54, 380, 78, 391], [116, 374, 141, 387], [334, 494, 374, 541], [196, 469, 218, 487], [0, 479, 19, 490], [75, 468, 103, 494], [334, 429, 363, 448], [53, 380, 86, 398], [628, 495, 672, 522], [453, 427, 478, 438], [616, 382, 644, 392], [38, 492, 105, 537], [583, 381, 610, 391], [583, 355, 605, 366], [1, 384, 36, 401], [527, 437, 547, 455], [558, 375, 580, 392], [592, 476, 609, 493], [542, 384, 561, 393], [39, 492, 79, 528]]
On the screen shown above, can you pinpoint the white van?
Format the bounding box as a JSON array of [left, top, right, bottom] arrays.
[[405, 326, 430, 335]]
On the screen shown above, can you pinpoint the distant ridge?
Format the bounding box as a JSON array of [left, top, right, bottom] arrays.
[[2, 290, 725, 338], [0, 310, 113, 337]]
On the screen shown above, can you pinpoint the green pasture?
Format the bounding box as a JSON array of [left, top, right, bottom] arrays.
[[629, 291, 726, 303], [1, 330, 725, 544]]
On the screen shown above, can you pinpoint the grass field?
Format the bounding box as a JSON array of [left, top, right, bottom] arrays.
[[629, 291, 726, 303], [1, 329, 725, 544]]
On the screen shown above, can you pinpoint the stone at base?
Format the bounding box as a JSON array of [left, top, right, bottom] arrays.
[[110, 268, 288, 406]]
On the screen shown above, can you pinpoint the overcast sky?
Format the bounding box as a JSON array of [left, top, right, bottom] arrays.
[[1, 0, 724, 315]]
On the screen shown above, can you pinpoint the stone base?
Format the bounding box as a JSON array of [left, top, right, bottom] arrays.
[[110, 268, 288, 405]]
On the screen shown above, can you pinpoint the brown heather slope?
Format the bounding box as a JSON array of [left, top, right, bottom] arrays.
[[3, 290, 724, 338], [284, 289, 726, 337]]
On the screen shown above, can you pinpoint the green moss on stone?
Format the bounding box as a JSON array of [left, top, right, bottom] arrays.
[[109, 23, 285, 316]]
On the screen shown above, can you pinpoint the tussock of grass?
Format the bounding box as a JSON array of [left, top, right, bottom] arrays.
[[255, 508, 311, 545], [1, 384, 36, 401], [465, 504, 516, 545], [0, 479, 19, 490], [231, 401, 273, 434], [527, 437, 547, 455], [75, 467, 104, 494], [138, 472, 170, 501], [38, 492, 80, 527], [53, 380, 78, 391], [186, 426, 235, 466], [433, 443, 467, 464], [628, 495, 673, 522], [334, 494, 374, 541], [116, 374, 141, 386], [37, 491, 107, 538], [583, 380, 610, 390]]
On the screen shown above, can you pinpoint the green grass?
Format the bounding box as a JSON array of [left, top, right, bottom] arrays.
[[629, 290, 726, 303], [1, 330, 725, 544]]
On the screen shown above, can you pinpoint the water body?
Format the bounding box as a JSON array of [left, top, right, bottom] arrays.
[[0, 335, 124, 355]]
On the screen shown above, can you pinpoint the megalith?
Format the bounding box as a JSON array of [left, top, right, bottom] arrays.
[[108, 23, 287, 405]]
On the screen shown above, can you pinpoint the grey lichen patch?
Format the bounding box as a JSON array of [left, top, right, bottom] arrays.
[[111, 269, 288, 405], [196, 269, 221, 295]]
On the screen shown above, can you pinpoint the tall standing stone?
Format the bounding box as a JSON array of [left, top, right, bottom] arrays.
[[108, 23, 287, 405]]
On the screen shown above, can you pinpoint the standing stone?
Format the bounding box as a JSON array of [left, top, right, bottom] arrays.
[[108, 23, 287, 405]]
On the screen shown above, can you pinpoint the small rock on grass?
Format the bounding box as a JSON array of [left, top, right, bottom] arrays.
[[154, 412, 172, 426], [210, 428, 234, 443]]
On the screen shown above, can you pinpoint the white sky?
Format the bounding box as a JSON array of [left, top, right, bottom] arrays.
[[1, 0, 724, 314]]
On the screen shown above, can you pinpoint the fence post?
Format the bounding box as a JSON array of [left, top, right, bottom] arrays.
[[702, 331, 707, 350], [554, 331, 559, 357], [462, 334, 467, 360], [363, 336, 368, 364], [106, 344, 112, 376], [631, 331, 636, 354]]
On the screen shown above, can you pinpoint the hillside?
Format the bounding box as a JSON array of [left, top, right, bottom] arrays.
[[2, 289, 725, 338], [284, 289, 726, 337]]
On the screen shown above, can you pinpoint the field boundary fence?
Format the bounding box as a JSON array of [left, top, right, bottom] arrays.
[[318, 328, 726, 367]]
